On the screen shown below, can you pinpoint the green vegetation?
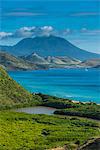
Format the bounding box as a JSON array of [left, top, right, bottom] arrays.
[[40, 94, 79, 109], [54, 104, 100, 120], [0, 111, 100, 150], [0, 67, 42, 110], [0, 67, 100, 149], [37, 93, 100, 120]]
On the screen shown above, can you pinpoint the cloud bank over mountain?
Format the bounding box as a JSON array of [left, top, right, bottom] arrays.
[[0, 26, 54, 39], [0, 26, 100, 54], [1, 26, 100, 40]]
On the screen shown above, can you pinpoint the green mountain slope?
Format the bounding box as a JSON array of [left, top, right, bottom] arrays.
[[0, 67, 41, 109]]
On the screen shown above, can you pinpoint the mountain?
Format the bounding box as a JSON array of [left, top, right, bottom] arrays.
[[22, 52, 49, 64], [46, 56, 80, 65], [0, 50, 80, 70], [0, 35, 99, 60], [79, 58, 100, 68], [0, 50, 99, 70], [0, 51, 37, 70], [45, 56, 81, 68], [0, 67, 41, 109], [23, 52, 80, 64], [22, 52, 81, 68], [0, 51, 49, 70], [47, 56, 68, 65]]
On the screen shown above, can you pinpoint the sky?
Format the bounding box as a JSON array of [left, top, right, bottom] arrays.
[[0, 0, 100, 53]]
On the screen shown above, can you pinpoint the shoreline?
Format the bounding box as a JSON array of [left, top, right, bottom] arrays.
[[7, 67, 100, 71], [34, 92, 100, 105]]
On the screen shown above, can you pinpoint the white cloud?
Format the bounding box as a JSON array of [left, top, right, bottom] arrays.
[[14, 26, 36, 38], [0, 27, 100, 41], [60, 28, 72, 36], [40, 26, 53, 36], [4, 12, 45, 17], [80, 28, 100, 36], [0, 26, 54, 39]]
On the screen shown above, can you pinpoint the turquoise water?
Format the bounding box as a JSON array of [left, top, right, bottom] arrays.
[[9, 68, 100, 103]]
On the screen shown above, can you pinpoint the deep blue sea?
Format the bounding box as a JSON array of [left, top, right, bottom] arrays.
[[9, 68, 100, 103]]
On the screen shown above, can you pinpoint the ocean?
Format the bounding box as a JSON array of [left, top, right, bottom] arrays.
[[9, 68, 100, 103]]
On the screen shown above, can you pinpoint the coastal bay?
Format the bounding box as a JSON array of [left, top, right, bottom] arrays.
[[0, 67, 100, 150], [9, 68, 100, 103]]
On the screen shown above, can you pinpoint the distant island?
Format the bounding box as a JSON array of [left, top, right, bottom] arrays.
[[1, 35, 100, 60], [0, 36, 100, 71]]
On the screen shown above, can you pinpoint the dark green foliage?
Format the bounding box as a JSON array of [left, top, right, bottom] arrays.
[[36, 93, 100, 120], [42, 129, 50, 136], [54, 104, 100, 120], [0, 111, 100, 150], [36, 93, 79, 108]]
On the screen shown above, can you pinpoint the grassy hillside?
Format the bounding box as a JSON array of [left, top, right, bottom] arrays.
[[0, 67, 41, 109], [0, 111, 100, 150]]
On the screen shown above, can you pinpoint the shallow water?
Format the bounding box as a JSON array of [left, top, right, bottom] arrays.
[[9, 68, 100, 103], [15, 106, 56, 115]]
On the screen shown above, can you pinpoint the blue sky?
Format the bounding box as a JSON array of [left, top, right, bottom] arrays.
[[0, 0, 100, 53]]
